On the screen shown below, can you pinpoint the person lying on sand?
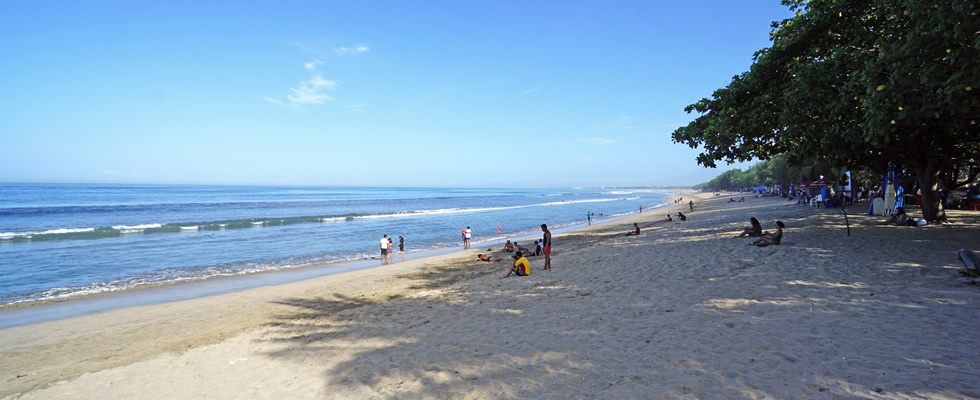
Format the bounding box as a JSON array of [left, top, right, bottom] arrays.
[[477, 254, 501, 262], [736, 217, 763, 238], [749, 221, 784, 246], [503, 252, 530, 278], [881, 207, 908, 226]]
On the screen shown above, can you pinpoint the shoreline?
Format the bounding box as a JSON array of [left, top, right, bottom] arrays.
[[3, 192, 977, 398], [0, 200, 675, 327]]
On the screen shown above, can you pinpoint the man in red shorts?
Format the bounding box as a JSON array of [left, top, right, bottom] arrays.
[[541, 224, 552, 271]]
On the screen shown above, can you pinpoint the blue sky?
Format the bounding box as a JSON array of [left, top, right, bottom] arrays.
[[0, 1, 793, 188]]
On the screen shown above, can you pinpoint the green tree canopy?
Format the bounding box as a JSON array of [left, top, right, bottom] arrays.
[[673, 0, 979, 221]]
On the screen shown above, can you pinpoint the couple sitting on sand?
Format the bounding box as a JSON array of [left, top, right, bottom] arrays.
[[744, 221, 784, 247]]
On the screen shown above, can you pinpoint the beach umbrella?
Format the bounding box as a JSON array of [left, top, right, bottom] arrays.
[[753, 186, 768, 191]]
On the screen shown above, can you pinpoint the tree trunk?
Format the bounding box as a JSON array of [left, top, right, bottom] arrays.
[[913, 158, 946, 222]]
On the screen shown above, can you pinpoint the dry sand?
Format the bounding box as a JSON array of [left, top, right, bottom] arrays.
[[1, 193, 978, 399]]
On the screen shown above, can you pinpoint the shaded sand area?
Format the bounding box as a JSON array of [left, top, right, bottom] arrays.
[[2, 193, 979, 399]]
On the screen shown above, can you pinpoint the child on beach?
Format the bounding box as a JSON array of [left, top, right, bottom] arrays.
[[626, 223, 640, 236], [503, 252, 530, 278]]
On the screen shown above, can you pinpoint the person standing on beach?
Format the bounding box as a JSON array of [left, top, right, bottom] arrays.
[[387, 238, 394, 263], [541, 224, 552, 271], [464, 226, 472, 249], [398, 236, 405, 262], [380, 235, 389, 265], [689, 200, 694, 212], [587, 212, 591, 225]]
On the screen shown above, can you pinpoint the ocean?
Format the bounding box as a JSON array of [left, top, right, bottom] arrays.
[[0, 183, 672, 307]]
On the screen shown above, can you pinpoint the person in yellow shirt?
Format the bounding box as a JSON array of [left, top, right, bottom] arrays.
[[503, 252, 530, 278]]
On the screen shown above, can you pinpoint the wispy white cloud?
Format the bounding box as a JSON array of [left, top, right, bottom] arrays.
[[518, 87, 540, 97], [593, 116, 634, 131], [268, 60, 338, 107], [335, 44, 370, 55], [348, 103, 368, 112], [288, 74, 337, 105], [304, 59, 323, 72], [264, 97, 291, 108]]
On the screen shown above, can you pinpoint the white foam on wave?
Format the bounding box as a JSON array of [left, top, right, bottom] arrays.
[[319, 217, 345, 222], [180, 226, 199, 231], [0, 227, 96, 239], [354, 198, 624, 221], [251, 221, 265, 225], [111, 223, 163, 230]]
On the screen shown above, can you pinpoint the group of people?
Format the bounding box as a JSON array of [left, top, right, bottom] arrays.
[[735, 217, 784, 246], [379, 234, 405, 265], [502, 224, 551, 278], [502, 239, 544, 256]]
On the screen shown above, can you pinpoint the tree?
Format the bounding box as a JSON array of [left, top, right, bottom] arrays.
[[673, 0, 979, 221]]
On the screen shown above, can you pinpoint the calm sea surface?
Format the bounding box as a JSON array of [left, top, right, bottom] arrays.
[[0, 183, 672, 306]]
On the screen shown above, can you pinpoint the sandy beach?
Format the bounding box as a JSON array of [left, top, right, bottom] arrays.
[[1, 193, 978, 399]]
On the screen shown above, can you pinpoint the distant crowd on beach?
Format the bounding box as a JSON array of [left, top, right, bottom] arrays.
[[379, 197, 703, 276]]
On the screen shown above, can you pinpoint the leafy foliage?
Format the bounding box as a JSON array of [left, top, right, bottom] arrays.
[[673, 0, 979, 220]]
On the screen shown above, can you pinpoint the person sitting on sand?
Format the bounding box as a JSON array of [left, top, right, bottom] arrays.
[[503, 240, 515, 252], [626, 223, 641, 236], [477, 254, 500, 262], [881, 207, 908, 226], [534, 240, 542, 256], [736, 217, 763, 238], [503, 252, 530, 278], [677, 212, 687, 221], [666, 214, 672, 222], [750, 221, 785, 246]]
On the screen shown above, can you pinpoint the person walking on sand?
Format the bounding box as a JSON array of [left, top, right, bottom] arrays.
[[541, 224, 552, 271], [398, 236, 405, 262], [464, 226, 472, 249], [380, 234, 389, 265], [689, 200, 694, 212]]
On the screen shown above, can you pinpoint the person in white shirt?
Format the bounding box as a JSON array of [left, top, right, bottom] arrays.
[[380, 235, 389, 265]]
